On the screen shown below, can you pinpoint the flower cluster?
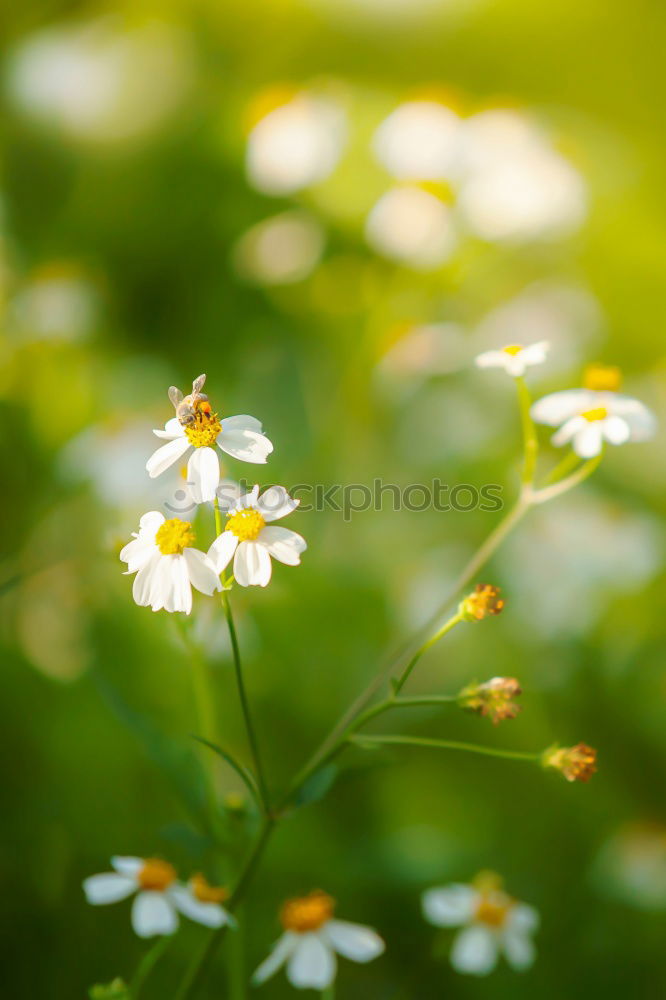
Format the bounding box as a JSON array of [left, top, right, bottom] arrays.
[[458, 677, 522, 725], [542, 743, 598, 783]]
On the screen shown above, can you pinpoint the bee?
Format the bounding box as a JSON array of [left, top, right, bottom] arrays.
[[168, 374, 212, 427]]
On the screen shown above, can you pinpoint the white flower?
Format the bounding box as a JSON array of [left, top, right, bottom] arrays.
[[147, 403, 273, 505], [208, 485, 306, 588], [83, 857, 233, 938], [120, 512, 220, 613], [253, 890, 384, 990], [422, 875, 539, 976], [475, 341, 549, 377], [531, 388, 656, 458]]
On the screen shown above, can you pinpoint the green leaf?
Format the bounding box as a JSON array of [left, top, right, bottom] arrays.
[[191, 735, 260, 808], [294, 763, 338, 807]]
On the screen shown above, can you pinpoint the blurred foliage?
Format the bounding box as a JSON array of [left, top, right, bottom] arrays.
[[1, 0, 666, 998]]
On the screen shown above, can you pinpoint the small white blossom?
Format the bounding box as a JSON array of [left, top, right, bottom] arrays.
[[83, 857, 233, 938], [120, 511, 220, 613], [475, 341, 549, 377], [253, 890, 384, 990], [531, 388, 656, 458], [422, 876, 538, 976], [208, 484, 306, 588]]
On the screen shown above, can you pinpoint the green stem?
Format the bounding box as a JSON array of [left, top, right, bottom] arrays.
[[322, 985, 335, 1000], [531, 454, 603, 504], [350, 733, 541, 762], [130, 935, 171, 999], [392, 611, 464, 695], [222, 591, 271, 815], [515, 376, 538, 486], [541, 449, 580, 486]]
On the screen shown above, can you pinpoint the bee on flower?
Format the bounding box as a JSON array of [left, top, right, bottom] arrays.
[[208, 484, 306, 587], [146, 374, 273, 504], [83, 857, 234, 938], [252, 890, 385, 990], [531, 364, 656, 458], [542, 742, 597, 782], [475, 341, 549, 377], [422, 871, 538, 976], [120, 511, 220, 613]]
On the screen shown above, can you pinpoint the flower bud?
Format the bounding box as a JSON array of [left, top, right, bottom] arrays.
[[458, 676, 522, 724], [542, 743, 597, 783], [459, 584, 505, 622]]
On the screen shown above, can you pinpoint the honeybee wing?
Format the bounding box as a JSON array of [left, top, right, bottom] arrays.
[[192, 374, 207, 396], [168, 386, 184, 407]]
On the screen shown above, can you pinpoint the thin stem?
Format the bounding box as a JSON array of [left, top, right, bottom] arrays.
[[392, 611, 464, 695], [515, 377, 538, 486], [531, 454, 603, 504], [130, 935, 171, 999], [222, 591, 271, 815], [541, 449, 580, 486], [350, 733, 541, 762], [175, 817, 275, 1000], [322, 986, 335, 1000]]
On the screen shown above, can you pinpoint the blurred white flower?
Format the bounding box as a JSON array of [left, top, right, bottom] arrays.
[[148, 407, 272, 505], [83, 857, 232, 938], [456, 110, 586, 241], [253, 890, 384, 990], [7, 20, 192, 143], [378, 322, 468, 382], [246, 93, 347, 196], [422, 874, 538, 976], [120, 512, 220, 613], [593, 824, 666, 912], [11, 266, 97, 342], [372, 100, 463, 180], [366, 186, 457, 269], [532, 389, 656, 457], [233, 211, 325, 285], [475, 341, 549, 377], [208, 484, 306, 588]]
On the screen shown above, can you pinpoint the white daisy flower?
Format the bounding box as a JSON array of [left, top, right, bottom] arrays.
[[208, 484, 306, 588], [422, 873, 538, 976], [146, 375, 273, 504], [253, 890, 384, 990], [531, 388, 656, 459], [475, 341, 549, 377], [120, 511, 221, 613], [83, 857, 233, 938]]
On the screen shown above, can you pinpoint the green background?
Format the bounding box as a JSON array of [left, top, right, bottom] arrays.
[[1, 0, 666, 997]]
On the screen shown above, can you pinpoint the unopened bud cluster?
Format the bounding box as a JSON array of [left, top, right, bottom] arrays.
[[542, 743, 597, 783], [459, 583, 505, 622], [458, 676, 522, 725]]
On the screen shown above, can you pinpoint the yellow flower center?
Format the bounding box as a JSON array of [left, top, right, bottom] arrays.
[[583, 364, 622, 392], [190, 873, 229, 904], [280, 890, 335, 933], [581, 406, 608, 423], [155, 518, 195, 555], [502, 344, 524, 356], [475, 896, 510, 929], [184, 410, 222, 448], [225, 508, 265, 542], [138, 859, 177, 892]]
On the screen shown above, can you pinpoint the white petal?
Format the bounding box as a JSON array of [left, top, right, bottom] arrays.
[[132, 552, 162, 607], [258, 526, 306, 566], [287, 934, 336, 990], [237, 484, 260, 510], [256, 485, 299, 522], [132, 891, 179, 938], [168, 885, 229, 928], [509, 903, 540, 933], [323, 920, 385, 962], [573, 422, 603, 458], [521, 340, 549, 365], [609, 395, 657, 439], [450, 925, 498, 976], [138, 511, 166, 535], [187, 447, 220, 504], [217, 427, 273, 464], [551, 414, 585, 447], [220, 414, 264, 433], [183, 548, 222, 596], [603, 415, 630, 445], [233, 541, 272, 587], [120, 537, 157, 574], [422, 885, 477, 927], [159, 555, 192, 614], [502, 929, 536, 970], [207, 531, 239, 574], [153, 417, 186, 440], [531, 389, 597, 426], [146, 437, 191, 478], [83, 873, 137, 905], [111, 857, 144, 877], [215, 479, 244, 511], [252, 933, 299, 985], [505, 356, 527, 377], [475, 350, 508, 370]]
